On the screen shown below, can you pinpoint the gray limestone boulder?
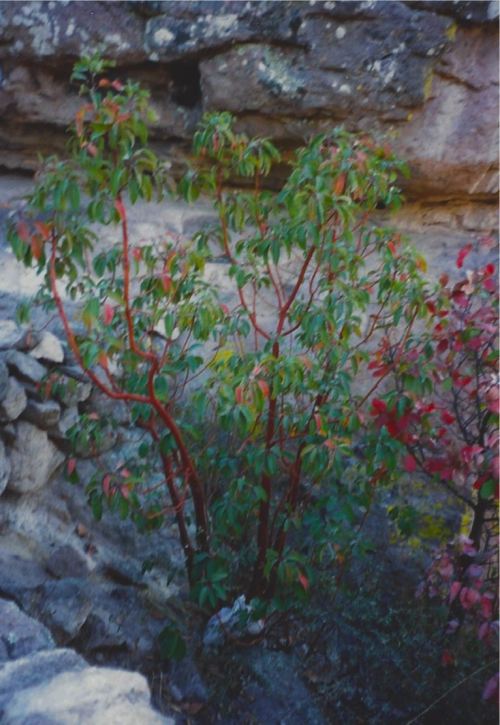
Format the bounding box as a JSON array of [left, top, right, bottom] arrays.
[[0, 648, 86, 713], [7, 421, 64, 493], [29, 330, 65, 363], [45, 544, 90, 580], [0, 377, 27, 422], [0, 550, 47, 603], [4, 351, 46, 384], [27, 578, 93, 644], [0, 600, 54, 663], [2, 666, 171, 724], [21, 399, 61, 430]]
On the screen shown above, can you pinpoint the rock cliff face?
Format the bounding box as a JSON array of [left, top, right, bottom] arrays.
[[0, 0, 497, 207]]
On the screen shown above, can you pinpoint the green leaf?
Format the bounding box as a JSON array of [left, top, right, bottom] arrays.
[[90, 493, 103, 521], [480, 479, 495, 500], [158, 624, 186, 661]]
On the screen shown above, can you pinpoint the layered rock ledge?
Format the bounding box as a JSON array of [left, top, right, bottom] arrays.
[[0, 0, 497, 204]]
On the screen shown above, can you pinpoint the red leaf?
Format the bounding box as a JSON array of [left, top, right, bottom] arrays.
[[121, 468, 132, 478], [480, 593, 494, 619], [220, 303, 230, 316], [102, 473, 112, 497], [314, 413, 324, 434], [17, 220, 31, 242], [98, 79, 111, 88], [34, 221, 51, 241], [132, 247, 142, 262], [334, 173, 346, 195], [441, 410, 455, 425], [111, 79, 124, 91], [439, 273, 449, 287], [98, 352, 109, 370], [86, 143, 98, 158], [456, 243, 473, 269], [235, 386, 244, 404], [161, 273, 173, 293], [482, 673, 499, 702], [441, 649, 455, 667], [257, 380, 270, 398], [473, 475, 488, 490], [387, 240, 397, 257], [403, 454, 417, 473], [483, 277, 496, 293], [459, 586, 481, 610], [298, 572, 310, 591], [452, 290, 468, 307], [449, 581, 462, 603], [386, 419, 399, 438], [30, 236, 43, 261], [103, 303, 114, 325], [370, 398, 387, 415], [461, 444, 483, 464], [478, 621, 491, 642], [67, 458, 77, 475]]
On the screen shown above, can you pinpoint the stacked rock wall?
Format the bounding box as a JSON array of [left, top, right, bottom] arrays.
[[0, 318, 196, 717], [0, 321, 89, 497]]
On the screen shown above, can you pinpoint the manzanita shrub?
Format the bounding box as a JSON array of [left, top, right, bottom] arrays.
[[9, 56, 431, 613], [369, 239, 499, 700]]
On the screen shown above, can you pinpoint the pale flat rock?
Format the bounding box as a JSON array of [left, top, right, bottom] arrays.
[[0, 648, 86, 710], [2, 666, 171, 724], [7, 421, 64, 493], [30, 330, 65, 363], [0, 377, 27, 422]]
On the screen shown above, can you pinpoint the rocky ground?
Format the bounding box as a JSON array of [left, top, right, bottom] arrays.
[[0, 599, 170, 724]]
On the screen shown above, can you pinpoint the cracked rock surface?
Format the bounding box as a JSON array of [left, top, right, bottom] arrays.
[[0, 1, 497, 201]]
